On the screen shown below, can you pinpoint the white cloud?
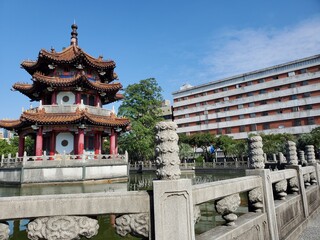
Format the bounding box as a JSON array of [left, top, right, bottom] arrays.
[[201, 16, 320, 81]]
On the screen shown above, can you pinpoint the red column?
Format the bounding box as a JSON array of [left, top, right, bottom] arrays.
[[110, 129, 116, 155], [49, 131, 56, 158], [78, 128, 85, 155], [35, 127, 43, 157], [51, 92, 57, 105], [94, 132, 101, 155], [115, 132, 118, 154], [74, 133, 79, 155], [18, 134, 25, 157], [76, 92, 81, 104]]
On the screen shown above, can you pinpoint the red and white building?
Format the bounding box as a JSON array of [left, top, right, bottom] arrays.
[[173, 54, 320, 139]]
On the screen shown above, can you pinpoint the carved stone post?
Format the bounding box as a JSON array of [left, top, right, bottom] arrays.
[[306, 145, 316, 164], [153, 121, 195, 240], [289, 177, 299, 194], [248, 135, 265, 169], [278, 152, 286, 164], [155, 121, 181, 180], [299, 150, 307, 166], [286, 141, 298, 165]]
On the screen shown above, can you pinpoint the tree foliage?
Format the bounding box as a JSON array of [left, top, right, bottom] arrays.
[[118, 78, 163, 162], [260, 133, 295, 156]]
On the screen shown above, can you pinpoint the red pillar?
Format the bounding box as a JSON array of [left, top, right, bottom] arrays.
[[51, 92, 57, 105], [76, 92, 81, 104], [115, 132, 118, 154], [18, 134, 25, 157], [49, 131, 56, 158], [74, 133, 79, 155], [110, 129, 116, 155], [94, 132, 101, 155], [78, 128, 85, 155], [35, 127, 43, 157]]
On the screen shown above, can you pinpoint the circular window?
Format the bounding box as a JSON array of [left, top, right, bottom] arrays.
[[61, 140, 69, 147], [62, 96, 70, 102]]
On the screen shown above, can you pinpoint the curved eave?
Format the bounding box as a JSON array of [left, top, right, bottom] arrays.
[[0, 119, 23, 130], [85, 113, 130, 127]]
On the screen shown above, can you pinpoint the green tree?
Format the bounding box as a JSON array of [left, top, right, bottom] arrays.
[[216, 135, 236, 159], [188, 133, 216, 161], [179, 142, 193, 162], [260, 133, 295, 157], [118, 78, 163, 162]]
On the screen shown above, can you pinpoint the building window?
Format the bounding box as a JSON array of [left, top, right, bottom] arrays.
[[250, 124, 257, 131], [293, 119, 301, 126], [223, 87, 228, 91], [290, 95, 298, 100], [238, 104, 243, 109], [247, 81, 252, 86], [273, 76, 279, 80], [247, 92, 254, 97], [259, 89, 267, 94], [203, 101, 208, 105], [303, 92, 311, 98], [307, 117, 315, 125], [217, 129, 222, 134], [215, 99, 220, 103], [304, 105, 313, 110], [260, 100, 267, 105], [226, 127, 232, 134], [185, 123, 189, 127], [289, 83, 296, 88], [300, 69, 307, 74], [250, 113, 256, 118], [301, 81, 308, 86], [204, 110, 208, 115], [277, 110, 283, 114], [226, 116, 231, 121], [203, 92, 207, 96], [249, 102, 255, 107], [184, 106, 188, 109], [274, 87, 280, 91], [258, 79, 265, 83], [276, 98, 282, 102], [239, 114, 245, 119], [197, 121, 201, 125], [239, 126, 245, 132], [292, 106, 299, 112], [185, 114, 189, 118], [263, 123, 270, 130], [236, 84, 241, 88], [196, 103, 200, 107], [214, 89, 219, 93], [196, 112, 200, 116], [183, 96, 188, 100], [224, 107, 229, 111], [215, 109, 220, 113], [236, 94, 242, 99], [204, 120, 209, 124], [216, 118, 221, 122], [262, 111, 269, 116], [288, 71, 295, 77], [224, 97, 229, 101]]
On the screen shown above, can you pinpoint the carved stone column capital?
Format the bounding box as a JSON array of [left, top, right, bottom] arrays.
[[27, 216, 99, 240], [286, 141, 298, 165], [248, 136, 265, 169], [115, 213, 149, 238], [155, 121, 181, 180]]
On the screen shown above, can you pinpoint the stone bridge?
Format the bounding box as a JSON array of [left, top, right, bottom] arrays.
[[0, 122, 319, 240]]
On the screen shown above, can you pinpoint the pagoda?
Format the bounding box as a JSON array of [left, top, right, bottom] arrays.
[[0, 24, 130, 158]]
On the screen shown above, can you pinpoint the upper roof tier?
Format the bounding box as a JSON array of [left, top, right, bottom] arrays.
[[13, 71, 123, 103], [21, 25, 117, 83]]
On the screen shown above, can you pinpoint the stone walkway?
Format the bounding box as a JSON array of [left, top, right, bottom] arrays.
[[298, 212, 320, 240]]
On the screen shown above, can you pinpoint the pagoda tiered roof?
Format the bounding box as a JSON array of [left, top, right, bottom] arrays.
[[21, 45, 117, 83], [0, 107, 130, 130]]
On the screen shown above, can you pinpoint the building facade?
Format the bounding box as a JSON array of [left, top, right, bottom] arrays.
[[173, 54, 320, 139], [0, 24, 130, 157]]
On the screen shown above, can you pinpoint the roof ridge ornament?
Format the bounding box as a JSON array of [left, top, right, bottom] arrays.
[[70, 23, 78, 46]]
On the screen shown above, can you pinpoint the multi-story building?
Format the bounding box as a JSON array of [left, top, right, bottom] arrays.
[[173, 54, 320, 139]]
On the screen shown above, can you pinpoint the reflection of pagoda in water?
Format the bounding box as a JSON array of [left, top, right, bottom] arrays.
[[0, 24, 130, 158]]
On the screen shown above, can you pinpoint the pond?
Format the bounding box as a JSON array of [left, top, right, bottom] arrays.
[[1, 169, 246, 239]]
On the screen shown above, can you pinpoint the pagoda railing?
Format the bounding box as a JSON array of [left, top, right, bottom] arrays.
[[0, 151, 128, 168], [26, 104, 112, 116]]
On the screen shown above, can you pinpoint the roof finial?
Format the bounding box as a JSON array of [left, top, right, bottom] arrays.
[[70, 23, 78, 46]]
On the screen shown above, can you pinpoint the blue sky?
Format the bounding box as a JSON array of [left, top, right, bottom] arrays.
[[0, 0, 320, 119]]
